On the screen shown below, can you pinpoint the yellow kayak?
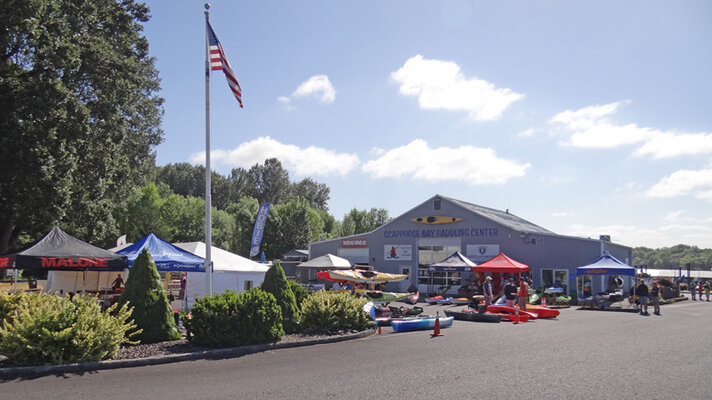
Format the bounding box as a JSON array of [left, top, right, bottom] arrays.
[[327, 269, 408, 284]]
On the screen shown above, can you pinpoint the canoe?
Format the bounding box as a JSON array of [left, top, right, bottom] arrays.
[[356, 289, 411, 303], [391, 316, 454, 332], [486, 305, 539, 320], [437, 297, 453, 305], [444, 309, 501, 323], [525, 304, 560, 318], [451, 297, 472, 305], [425, 295, 443, 305], [326, 269, 408, 284]]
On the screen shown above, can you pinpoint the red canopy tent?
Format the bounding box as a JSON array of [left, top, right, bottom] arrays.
[[471, 252, 530, 273], [471, 253, 530, 294]]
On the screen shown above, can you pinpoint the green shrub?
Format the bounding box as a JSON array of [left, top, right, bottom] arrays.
[[182, 288, 283, 348], [260, 262, 300, 333], [118, 248, 181, 343], [300, 291, 375, 334], [0, 292, 138, 366], [288, 280, 308, 310]]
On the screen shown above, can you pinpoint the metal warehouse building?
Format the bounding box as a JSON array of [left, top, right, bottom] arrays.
[[307, 194, 632, 298]]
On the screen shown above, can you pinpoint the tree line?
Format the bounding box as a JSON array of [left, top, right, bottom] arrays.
[[633, 245, 712, 270]]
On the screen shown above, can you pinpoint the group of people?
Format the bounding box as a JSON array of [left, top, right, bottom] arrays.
[[688, 280, 711, 301], [633, 279, 663, 316], [483, 275, 531, 310]]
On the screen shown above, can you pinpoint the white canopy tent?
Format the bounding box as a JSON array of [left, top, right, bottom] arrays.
[[297, 253, 352, 285], [174, 242, 269, 309]]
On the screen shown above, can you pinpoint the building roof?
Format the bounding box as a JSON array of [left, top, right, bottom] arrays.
[[443, 195, 554, 235]]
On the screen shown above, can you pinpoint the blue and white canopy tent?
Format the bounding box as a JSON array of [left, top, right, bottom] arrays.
[[117, 233, 206, 272], [427, 251, 477, 296], [576, 252, 636, 302]]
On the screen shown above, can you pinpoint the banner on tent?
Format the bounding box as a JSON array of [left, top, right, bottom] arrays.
[[250, 203, 271, 257]]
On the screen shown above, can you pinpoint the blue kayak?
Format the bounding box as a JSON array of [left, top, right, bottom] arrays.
[[391, 316, 454, 332]]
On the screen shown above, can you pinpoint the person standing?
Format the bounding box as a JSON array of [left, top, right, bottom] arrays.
[[698, 282, 704, 302], [650, 281, 661, 316], [635, 279, 649, 315], [705, 281, 711, 302], [483, 276, 494, 306], [503, 279, 517, 308], [111, 274, 124, 291], [518, 278, 529, 311], [690, 281, 696, 300]]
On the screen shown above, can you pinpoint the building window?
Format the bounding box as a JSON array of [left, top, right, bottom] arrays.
[[244, 280, 253, 291], [434, 198, 441, 211], [417, 244, 461, 286]]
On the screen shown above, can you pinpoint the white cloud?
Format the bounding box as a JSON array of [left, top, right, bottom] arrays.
[[292, 75, 336, 104], [645, 168, 712, 198], [518, 128, 536, 137], [564, 221, 712, 248], [551, 101, 712, 158], [390, 55, 524, 121], [552, 212, 573, 217], [277, 96, 290, 104], [190, 136, 359, 177], [634, 133, 712, 159], [361, 139, 530, 184]]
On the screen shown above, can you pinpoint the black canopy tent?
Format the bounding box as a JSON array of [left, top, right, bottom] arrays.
[[0, 226, 127, 293]]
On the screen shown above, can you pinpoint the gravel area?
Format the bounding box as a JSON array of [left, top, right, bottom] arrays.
[[0, 331, 360, 368]]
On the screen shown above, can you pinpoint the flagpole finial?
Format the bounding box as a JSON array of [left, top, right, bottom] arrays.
[[204, 3, 210, 10]]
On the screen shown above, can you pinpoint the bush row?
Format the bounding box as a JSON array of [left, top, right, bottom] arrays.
[[0, 292, 138, 366]]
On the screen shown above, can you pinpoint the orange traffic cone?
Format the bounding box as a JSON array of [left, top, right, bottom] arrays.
[[514, 305, 520, 324], [431, 312, 443, 337], [541, 296, 547, 307]]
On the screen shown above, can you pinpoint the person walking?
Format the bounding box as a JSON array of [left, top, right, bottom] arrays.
[[704, 281, 711, 302], [503, 279, 517, 308], [698, 282, 704, 302], [483, 276, 494, 306], [635, 279, 649, 315], [518, 278, 529, 311], [650, 281, 661, 316]]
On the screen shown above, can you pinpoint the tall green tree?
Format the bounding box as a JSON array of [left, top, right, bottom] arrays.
[[245, 158, 291, 205], [0, 0, 163, 251], [118, 249, 181, 343], [339, 208, 390, 236], [289, 178, 330, 211], [260, 262, 300, 334]]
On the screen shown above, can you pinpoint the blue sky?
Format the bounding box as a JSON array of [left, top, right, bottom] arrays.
[[142, 0, 712, 249]]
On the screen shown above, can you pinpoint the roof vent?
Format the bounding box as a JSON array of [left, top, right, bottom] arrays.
[[599, 235, 611, 242]]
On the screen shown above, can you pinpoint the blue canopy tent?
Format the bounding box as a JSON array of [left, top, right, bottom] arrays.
[[117, 233, 206, 272], [427, 252, 477, 296], [576, 253, 635, 304]]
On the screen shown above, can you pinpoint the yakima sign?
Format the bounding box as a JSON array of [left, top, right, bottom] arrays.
[[41, 257, 109, 268], [341, 239, 367, 248]]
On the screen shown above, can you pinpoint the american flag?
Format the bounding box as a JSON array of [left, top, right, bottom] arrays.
[[207, 22, 243, 108]]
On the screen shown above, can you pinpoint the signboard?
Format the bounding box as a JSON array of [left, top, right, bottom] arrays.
[[341, 238, 367, 248], [385, 245, 412, 261], [250, 203, 271, 258], [466, 244, 500, 263]]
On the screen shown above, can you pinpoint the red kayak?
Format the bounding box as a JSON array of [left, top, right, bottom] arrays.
[[525, 304, 560, 318], [498, 313, 531, 323], [486, 305, 539, 320]]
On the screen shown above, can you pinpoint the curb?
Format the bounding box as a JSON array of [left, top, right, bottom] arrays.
[[0, 329, 375, 379]]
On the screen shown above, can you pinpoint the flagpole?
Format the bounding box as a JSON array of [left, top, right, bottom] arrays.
[[204, 3, 213, 296]]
